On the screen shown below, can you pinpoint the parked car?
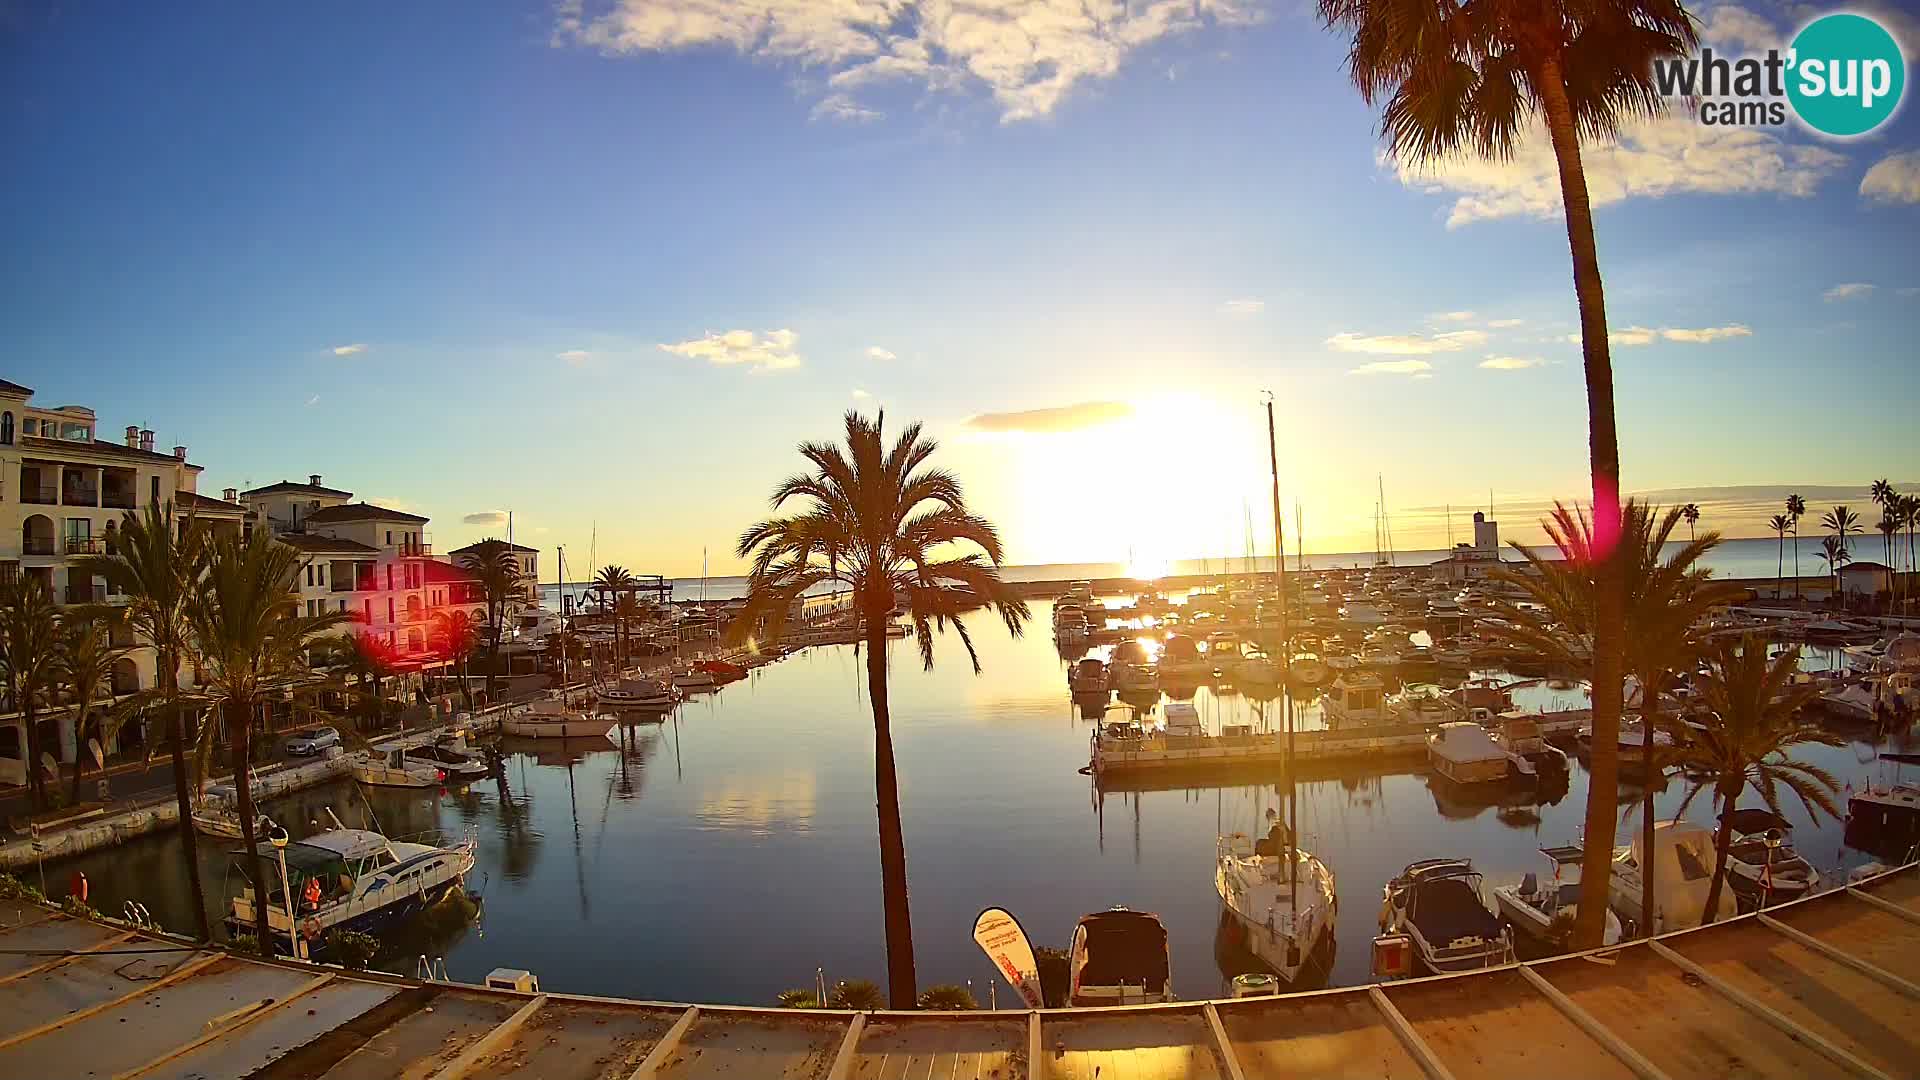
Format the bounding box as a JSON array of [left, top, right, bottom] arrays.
[[285, 726, 342, 756]]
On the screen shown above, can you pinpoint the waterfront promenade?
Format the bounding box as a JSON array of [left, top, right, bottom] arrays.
[[1, 861, 1915, 1078]]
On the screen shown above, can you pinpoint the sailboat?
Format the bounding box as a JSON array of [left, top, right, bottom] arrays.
[[1214, 393, 1337, 985]]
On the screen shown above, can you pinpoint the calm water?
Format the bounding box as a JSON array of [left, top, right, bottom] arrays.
[[60, 601, 1913, 1005]]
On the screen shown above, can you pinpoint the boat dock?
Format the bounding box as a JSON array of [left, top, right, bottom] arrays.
[[3, 862, 1914, 1079], [1092, 709, 1590, 776]]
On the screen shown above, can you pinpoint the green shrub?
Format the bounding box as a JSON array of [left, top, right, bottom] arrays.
[[775, 988, 820, 1008], [827, 979, 884, 1010], [916, 984, 977, 1010], [325, 929, 380, 970], [0, 873, 46, 903]]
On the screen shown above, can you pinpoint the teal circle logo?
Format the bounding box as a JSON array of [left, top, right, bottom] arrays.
[[1787, 13, 1905, 137]]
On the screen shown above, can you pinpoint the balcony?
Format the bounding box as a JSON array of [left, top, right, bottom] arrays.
[[103, 490, 136, 510], [22, 537, 56, 556], [398, 541, 432, 557], [65, 582, 106, 605], [62, 487, 100, 507], [20, 484, 57, 506], [65, 537, 109, 556]]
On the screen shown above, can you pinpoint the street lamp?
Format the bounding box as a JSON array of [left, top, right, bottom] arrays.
[[266, 820, 305, 961]]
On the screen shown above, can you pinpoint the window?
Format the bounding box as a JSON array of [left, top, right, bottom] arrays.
[[386, 566, 393, 591], [151, 476, 159, 505], [338, 599, 347, 612], [364, 599, 372, 623], [305, 564, 313, 587], [387, 597, 395, 624], [0, 412, 10, 445], [385, 530, 392, 544]]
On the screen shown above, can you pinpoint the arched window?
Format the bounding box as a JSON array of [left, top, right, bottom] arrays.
[[0, 412, 12, 445]]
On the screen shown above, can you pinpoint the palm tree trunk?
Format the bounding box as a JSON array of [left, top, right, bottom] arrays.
[[230, 698, 272, 957], [1792, 525, 1800, 600], [23, 701, 45, 812], [69, 709, 88, 806], [1538, 56, 1625, 952], [163, 662, 213, 940], [1776, 532, 1784, 600], [1638, 694, 1659, 937], [1701, 782, 1739, 926], [864, 603, 917, 1008]]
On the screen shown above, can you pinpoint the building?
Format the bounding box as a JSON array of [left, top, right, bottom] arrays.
[[1428, 512, 1505, 583], [1839, 560, 1894, 598], [446, 540, 541, 607], [0, 380, 210, 783]]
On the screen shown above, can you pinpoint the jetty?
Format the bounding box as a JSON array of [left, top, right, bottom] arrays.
[[0, 862, 1914, 1078], [1091, 709, 1590, 776]]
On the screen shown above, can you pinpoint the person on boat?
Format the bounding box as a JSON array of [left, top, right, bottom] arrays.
[[1255, 809, 1292, 857], [303, 876, 323, 912]]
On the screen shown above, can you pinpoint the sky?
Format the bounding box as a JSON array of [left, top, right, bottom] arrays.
[[3, 0, 1917, 577]]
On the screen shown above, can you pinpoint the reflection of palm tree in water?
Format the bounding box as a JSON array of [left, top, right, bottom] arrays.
[[491, 769, 543, 883]]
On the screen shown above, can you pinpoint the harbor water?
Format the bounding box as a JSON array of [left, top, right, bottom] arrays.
[[57, 600, 1911, 1005]]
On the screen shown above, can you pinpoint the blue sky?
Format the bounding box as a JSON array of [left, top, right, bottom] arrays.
[[3, 1, 1916, 574]]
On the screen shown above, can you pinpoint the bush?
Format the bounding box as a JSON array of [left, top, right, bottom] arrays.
[[325, 929, 380, 970], [775, 988, 820, 1008], [827, 979, 884, 1010], [0, 873, 46, 903], [228, 933, 259, 954], [60, 894, 99, 920], [916, 984, 977, 1010]]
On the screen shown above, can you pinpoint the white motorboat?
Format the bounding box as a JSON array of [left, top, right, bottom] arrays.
[[193, 776, 267, 839], [1848, 750, 1920, 854], [1379, 859, 1512, 974], [501, 698, 618, 739], [1069, 657, 1109, 695], [1215, 819, 1337, 985], [1720, 808, 1820, 908], [598, 677, 678, 710], [670, 667, 717, 689], [1493, 845, 1624, 947], [1820, 682, 1878, 723], [1286, 654, 1330, 687], [1342, 601, 1389, 626], [1426, 723, 1512, 785], [1204, 632, 1243, 679], [1322, 672, 1391, 728], [1606, 820, 1737, 935], [1157, 634, 1210, 679], [1490, 715, 1569, 778], [403, 734, 491, 781], [350, 747, 446, 789], [1114, 661, 1161, 695], [227, 821, 475, 956], [1067, 908, 1175, 1007]]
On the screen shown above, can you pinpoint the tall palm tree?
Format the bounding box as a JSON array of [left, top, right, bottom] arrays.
[[187, 530, 348, 955], [0, 576, 60, 812], [54, 616, 127, 807], [326, 630, 395, 731], [79, 502, 213, 938], [1817, 536, 1852, 610], [733, 411, 1029, 1006], [1680, 503, 1700, 542], [593, 565, 634, 614], [1673, 637, 1839, 922], [1316, 0, 1694, 947], [1877, 510, 1900, 611], [428, 609, 477, 711], [1821, 504, 1861, 554], [459, 541, 521, 703], [1768, 513, 1790, 601], [1901, 493, 1920, 613], [1489, 501, 1738, 937], [1786, 493, 1806, 600], [610, 592, 645, 669]]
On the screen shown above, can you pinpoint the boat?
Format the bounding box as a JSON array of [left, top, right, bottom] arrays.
[[1157, 634, 1209, 679], [1204, 632, 1242, 678], [500, 698, 618, 739], [192, 783, 268, 839], [1379, 859, 1511, 974], [402, 735, 491, 781], [1426, 722, 1512, 785], [1720, 808, 1821, 908], [1848, 751, 1920, 853], [1341, 600, 1389, 626], [1322, 672, 1391, 728], [1606, 820, 1737, 935], [350, 747, 446, 788], [1114, 661, 1160, 695], [1492, 845, 1624, 947], [226, 822, 476, 955], [1819, 682, 1879, 723], [1067, 908, 1175, 1007], [1216, 820, 1337, 985], [1286, 654, 1329, 688], [598, 677, 678, 710], [1237, 652, 1280, 686], [1489, 714, 1569, 778], [670, 666, 717, 689], [696, 658, 750, 680], [1069, 657, 1109, 695], [1053, 610, 1089, 644]]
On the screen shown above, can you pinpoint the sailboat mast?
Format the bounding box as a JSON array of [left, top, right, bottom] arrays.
[[555, 544, 566, 689], [1263, 393, 1296, 905]]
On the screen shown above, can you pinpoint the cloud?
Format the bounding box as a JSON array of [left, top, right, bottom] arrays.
[[557, 349, 592, 366], [1391, 114, 1847, 227], [852, 387, 871, 398], [965, 401, 1133, 433], [1326, 329, 1487, 355], [332, 343, 368, 357], [304, 394, 321, 407], [1478, 356, 1542, 370], [1220, 298, 1266, 315], [658, 328, 802, 371], [556, 0, 1261, 122], [1433, 310, 1476, 322], [1699, 4, 1785, 54], [1899, 287, 1920, 298], [1861, 149, 1920, 203], [1349, 359, 1435, 376], [463, 510, 509, 527], [1564, 326, 1656, 347], [1661, 324, 1752, 343], [1487, 318, 1524, 329], [1823, 283, 1875, 302], [865, 345, 896, 361]]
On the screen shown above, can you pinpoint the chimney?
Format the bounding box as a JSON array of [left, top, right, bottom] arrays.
[[223, 487, 238, 503], [309, 474, 323, 487], [172, 445, 187, 461], [124, 425, 139, 447], [138, 429, 154, 452]]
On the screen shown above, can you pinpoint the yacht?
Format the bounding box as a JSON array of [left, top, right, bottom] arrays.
[[1606, 820, 1737, 935], [191, 782, 267, 840], [227, 820, 475, 956], [1341, 600, 1389, 626], [1490, 715, 1569, 778], [1848, 751, 1920, 853], [1069, 657, 1109, 695], [1215, 816, 1337, 985], [402, 733, 492, 781], [349, 747, 446, 788], [1067, 908, 1175, 1007], [500, 697, 618, 739], [1204, 632, 1242, 679], [1426, 723, 1512, 785], [1380, 859, 1511, 974], [1493, 845, 1624, 947], [670, 666, 717, 689], [1157, 634, 1209, 679], [1322, 672, 1391, 728], [1720, 808, 1821, 908], [598, 677, 678, 710]]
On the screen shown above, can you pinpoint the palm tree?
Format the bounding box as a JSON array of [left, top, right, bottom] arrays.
[[458, 541, 521, 703], [1680, 503, 1699, 542], [593, 565, 634, 615], [428, 610, 477, 711], [78, 501, 213, 939], [187, 530, 348, 955], [1786, 493, 1806, 600], [0, 576, 60, 812], [1673, 637, 1840, 922], [1901, 493, 1920, 613], [1877, 509, 1900, 611], [327, 630, 396, 731], [610, 592, 645, 669], [1316, 0, 1694, 947], [1489, 501, 1738, 937], [1822, 505, 1861, 554], [1767, 513, 1790, 601], [54, 616, 127, 807], [733, 411, 1030, 1006], [1817, 536, 1853, 609]]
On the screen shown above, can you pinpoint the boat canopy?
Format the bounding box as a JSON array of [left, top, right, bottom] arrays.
[[1721, 807, 1792, 835], [1162, 635, 1200, 661], [1163, 701, 1202, 734], [1074, 910, 1169, 993], [1538, 845, 1585, 865], [1429, 723, 1507, 763]]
